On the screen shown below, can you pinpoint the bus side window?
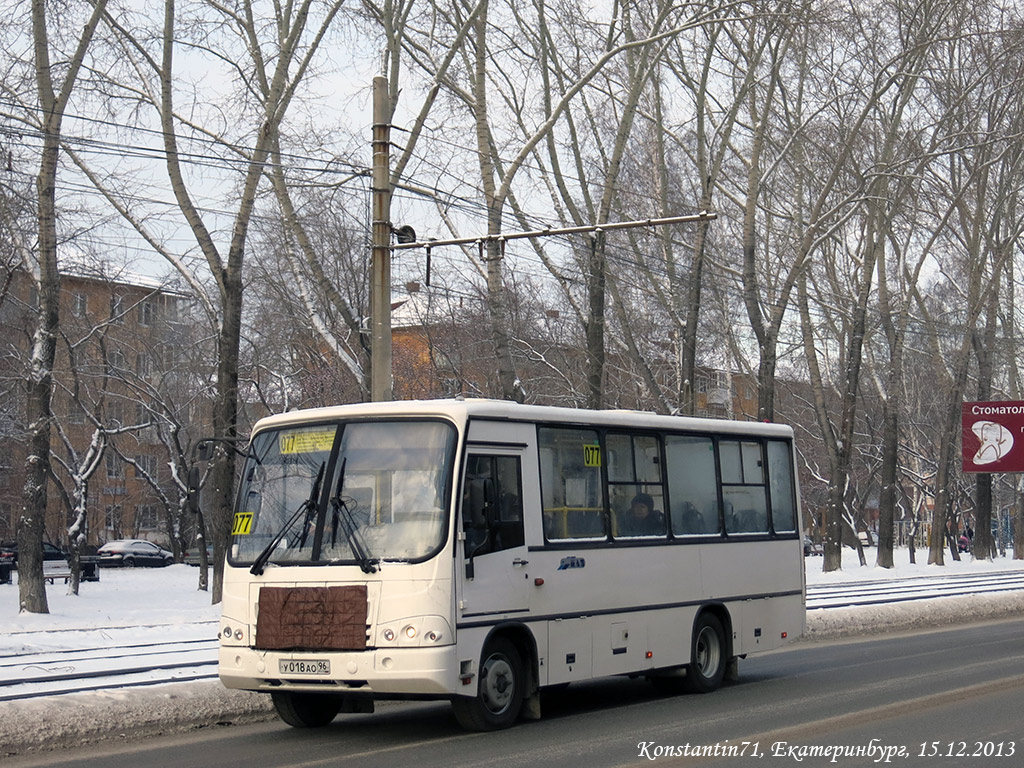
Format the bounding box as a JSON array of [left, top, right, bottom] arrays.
[[665, 435, 721, 536], [463, 455, 524, 557]]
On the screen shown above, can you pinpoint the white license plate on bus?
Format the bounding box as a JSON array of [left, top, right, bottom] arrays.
[[279, 659, 330, 675]]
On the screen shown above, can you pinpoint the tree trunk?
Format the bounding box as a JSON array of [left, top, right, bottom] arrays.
[[18, 131, 59, 612], [209, 267, 243, 603], [970, 284, 1000, 561], [875, 399, 898, 569]]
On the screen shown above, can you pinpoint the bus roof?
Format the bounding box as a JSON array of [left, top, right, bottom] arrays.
[[250, 398, 794, 440]]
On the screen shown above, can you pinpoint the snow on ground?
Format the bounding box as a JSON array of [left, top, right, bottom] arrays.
[[803, 546, 1024, 639], [1, 551, 1023, 756], [803, 544, 1024, 585]]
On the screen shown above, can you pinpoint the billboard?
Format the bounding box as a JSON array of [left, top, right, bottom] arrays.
[[961, 401, 1024, 473]]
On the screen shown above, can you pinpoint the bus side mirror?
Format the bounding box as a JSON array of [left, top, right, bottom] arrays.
[[187, 466, 201, 514]]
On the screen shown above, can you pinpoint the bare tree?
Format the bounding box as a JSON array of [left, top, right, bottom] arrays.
[[12, 0, 109, 613], [83, 0, 347, 601]]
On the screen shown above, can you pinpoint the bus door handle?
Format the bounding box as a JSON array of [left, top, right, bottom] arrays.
[[512, 558, 529, 567]]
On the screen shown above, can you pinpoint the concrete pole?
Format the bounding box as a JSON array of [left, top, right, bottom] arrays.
[[370, 75, 392, 401]]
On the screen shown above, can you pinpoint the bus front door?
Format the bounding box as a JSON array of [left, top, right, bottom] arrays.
[[459, 451, 530, 618]]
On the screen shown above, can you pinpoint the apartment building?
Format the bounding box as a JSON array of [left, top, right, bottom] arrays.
[[0, 264, 198, 549]]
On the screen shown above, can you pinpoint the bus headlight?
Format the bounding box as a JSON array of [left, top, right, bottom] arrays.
[[220, 620, 249, 647], [376, 616, 451, 647]]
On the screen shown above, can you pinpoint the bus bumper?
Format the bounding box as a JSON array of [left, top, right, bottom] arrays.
[[218, 644, 459, 697]]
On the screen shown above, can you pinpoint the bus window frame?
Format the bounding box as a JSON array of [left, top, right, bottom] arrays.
[[536, 425, 800, 550]]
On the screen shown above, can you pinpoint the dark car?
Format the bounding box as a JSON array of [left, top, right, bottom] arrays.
[[97, 539, 174, 568], [0, 540, 69, 567], [0, 543, 13, 583]]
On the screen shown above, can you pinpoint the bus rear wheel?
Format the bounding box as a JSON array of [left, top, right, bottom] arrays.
[[685, 613, 726, 693], [452, 638, 524, 731], [271, 691, 343, 728]]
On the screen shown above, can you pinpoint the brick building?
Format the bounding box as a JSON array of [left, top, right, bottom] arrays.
[[0, 264, 198, 550]]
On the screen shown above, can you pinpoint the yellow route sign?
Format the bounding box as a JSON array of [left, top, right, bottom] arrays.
[[232, 512, 253, 535], [279, 428, 335, 455]]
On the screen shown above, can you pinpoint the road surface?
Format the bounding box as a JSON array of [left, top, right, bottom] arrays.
[[6, 617, 1022, 768]]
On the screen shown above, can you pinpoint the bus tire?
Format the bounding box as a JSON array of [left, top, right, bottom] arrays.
[[452, 638, 524, 731], [685, 613, 726, 694], [271, 691, 343, 728]]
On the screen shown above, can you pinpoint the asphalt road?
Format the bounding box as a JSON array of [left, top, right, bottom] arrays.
[[7, 617, 1023, 768]]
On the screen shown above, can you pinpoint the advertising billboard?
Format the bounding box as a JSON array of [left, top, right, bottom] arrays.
[[961, 401, 1024, 473]]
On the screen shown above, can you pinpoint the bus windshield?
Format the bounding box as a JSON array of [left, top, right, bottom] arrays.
[[229, 420, 456, 567]]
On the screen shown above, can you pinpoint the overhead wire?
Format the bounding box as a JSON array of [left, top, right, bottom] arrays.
[[0, 101, 1002, 347]]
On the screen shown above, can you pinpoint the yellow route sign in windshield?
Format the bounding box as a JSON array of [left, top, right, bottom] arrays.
[[279, 428, 336, 455]]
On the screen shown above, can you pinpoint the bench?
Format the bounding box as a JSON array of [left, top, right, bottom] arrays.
[[44, 561, 100, 584]]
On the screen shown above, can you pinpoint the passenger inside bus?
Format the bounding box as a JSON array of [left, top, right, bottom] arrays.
[[616, 493, 665, 537]]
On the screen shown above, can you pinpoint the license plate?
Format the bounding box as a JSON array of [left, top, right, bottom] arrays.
[[279, 658, 331, 675]]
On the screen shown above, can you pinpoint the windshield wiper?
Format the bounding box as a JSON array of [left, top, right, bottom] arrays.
[[250, 461, 325, 576], [329, 458, 377, 574]]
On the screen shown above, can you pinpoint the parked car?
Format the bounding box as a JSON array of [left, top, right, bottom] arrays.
[[0, 543, 13, 584], [803, 540, 824, 557], [0, 540, 70, 567], [97, 539, 174, 568], [0, 542, 14, 568], [184, 545, 215, 566]]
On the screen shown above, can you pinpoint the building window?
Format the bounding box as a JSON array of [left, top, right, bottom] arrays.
[[111, 295, 124, 323], [107, 349, 127, 373], [134, 454, 158, 478], [67, 399, 85, 424], [106, 400, 123, 428], [72, 292, 87, 316], [106, 453, 124, 479], [136, 505, 159, 531], [139, 300, 155, 326], [105, 505, 123, 533]]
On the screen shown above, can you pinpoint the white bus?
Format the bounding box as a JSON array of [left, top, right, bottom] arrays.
[[218, 399, 805, 730]]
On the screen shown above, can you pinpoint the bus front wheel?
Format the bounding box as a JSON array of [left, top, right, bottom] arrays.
[[271, 691, 343, 728], [452, 638, 524, 731], [685, 613, 727, 693]]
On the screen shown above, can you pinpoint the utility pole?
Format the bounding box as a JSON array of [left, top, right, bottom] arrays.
[[370, 75, 393, 401]]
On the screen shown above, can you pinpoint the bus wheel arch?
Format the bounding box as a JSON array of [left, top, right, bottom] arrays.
[[685, 606, 730, 694], [452, 624, 539, 730]]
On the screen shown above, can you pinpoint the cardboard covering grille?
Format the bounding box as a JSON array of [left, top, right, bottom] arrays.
[[255, 585, 368, 651]]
